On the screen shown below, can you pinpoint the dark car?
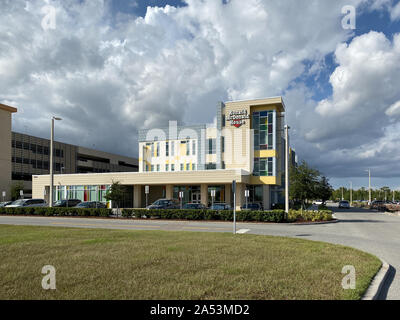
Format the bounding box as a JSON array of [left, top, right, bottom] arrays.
[[338, 200, 350, 209], [182, 203, 207, 210], [209, 203, 231, 210], [75, 201, 106, 208], [241, 203, 263, 211], [370, 200, 385, 210], [147, 199, 180, 210], [53, 199, 82, 207]]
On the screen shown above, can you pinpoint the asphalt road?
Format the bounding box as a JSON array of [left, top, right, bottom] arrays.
[[0, 204, 399, 300]]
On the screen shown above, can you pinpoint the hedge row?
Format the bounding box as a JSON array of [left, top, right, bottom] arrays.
[[122, 208, 287, 223], [0, 207, 333, 223], [288, 210, 333, 222], [0, 207, 111, 217]]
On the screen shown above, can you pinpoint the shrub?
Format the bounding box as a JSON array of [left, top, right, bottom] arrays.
[[0, 207, 111, 217], [288, 209, 333, 222], [0, 206, 332, 223]]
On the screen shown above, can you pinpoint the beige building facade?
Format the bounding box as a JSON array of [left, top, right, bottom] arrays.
[[0, 104, 17, 201], [32, 97, 289, 210], [0, 103, 138, 201]]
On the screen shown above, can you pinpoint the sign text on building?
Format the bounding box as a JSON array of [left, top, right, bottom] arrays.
[[227, 110, 250, 128]]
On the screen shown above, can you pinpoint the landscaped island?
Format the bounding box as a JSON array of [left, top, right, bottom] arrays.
[[0, 225, 381, 300]]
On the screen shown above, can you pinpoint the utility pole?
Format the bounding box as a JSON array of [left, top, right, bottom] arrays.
[[349, 181, 352, 206], [366, 169, 371, 205], [49, 116, 62, 207], [284, 125, 290, 217]]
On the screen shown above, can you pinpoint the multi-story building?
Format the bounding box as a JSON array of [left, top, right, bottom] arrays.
[[0, 104, 138, 200], [32, 97, 292, 209]]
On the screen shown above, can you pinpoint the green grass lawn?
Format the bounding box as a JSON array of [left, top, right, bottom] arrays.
[[0, 225, 381, 300]]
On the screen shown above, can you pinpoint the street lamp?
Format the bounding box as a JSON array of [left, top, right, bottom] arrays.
[[365, 169, 371, 205], [284, 125, 290, 216], [49, 116, 62, 208], [349, 181, 352, 206]]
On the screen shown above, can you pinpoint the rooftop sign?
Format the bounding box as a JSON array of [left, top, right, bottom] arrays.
[[227, 110, 250, 128]]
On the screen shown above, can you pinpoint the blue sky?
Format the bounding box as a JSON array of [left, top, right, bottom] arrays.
[[1, 0, 400, 190]]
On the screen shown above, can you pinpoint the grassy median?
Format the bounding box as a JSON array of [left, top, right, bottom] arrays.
[[0, 225, 381, 300]]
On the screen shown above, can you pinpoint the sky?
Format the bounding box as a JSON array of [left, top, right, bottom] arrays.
[[1, 0, 400, 190]]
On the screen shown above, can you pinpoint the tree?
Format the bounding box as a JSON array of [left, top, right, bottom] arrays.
[[10, 182, 24, 201], [315, 176, 333, 203], [289, 161, 320, 210], [105, 181, 124, 217]]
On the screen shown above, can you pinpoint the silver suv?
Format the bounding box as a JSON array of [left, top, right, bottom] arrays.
[[6, 199, 47, 208]]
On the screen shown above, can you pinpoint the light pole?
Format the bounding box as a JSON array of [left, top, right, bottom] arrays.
[[366, 169, 371, 205], [341, 187, 344, 201], [284, 125, 290, 217], [349, 181, 352, 206], [49, 116, 62, 208]]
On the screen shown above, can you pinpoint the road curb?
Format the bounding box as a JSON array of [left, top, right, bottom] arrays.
[[361, 259, 390, 300], [289, 219, 339, 226]]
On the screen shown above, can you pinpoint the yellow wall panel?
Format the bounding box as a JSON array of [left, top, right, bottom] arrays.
[[254, 150, 277, 158]]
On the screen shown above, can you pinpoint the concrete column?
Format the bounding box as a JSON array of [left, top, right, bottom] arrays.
[[225, 184, 231, 207], [263, 185, 271, 210], [235, 183, 245, 211], [201, 184, 208, 207], [166, 184, 174, 199], [133, 185, 142, 208]]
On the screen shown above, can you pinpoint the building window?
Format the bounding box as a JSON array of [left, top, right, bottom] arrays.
[[208, 139, 216, 154], [222, 136, 225, 153], [192, 164, 196, 171], [157, 164, 160, 172], [186, 141, 190, 156], [151, 165, 154, 172], [171, 141, 175, 156], [156, 143, 160, 157], [253, 111, 274, 151], [206, 163, 216, 170], [186, 163, 190, 171], [151, 144, 154, 157], [192, 140, 196, 156], [165, 164, 169, 172], [171, 164, 175, 172], [180, 163, 184, 171], [166, 142, 169, 157], [253, 158, 274, 176], [222, 114, 226, 127]]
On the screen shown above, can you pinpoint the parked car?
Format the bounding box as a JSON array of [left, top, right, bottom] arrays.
[[209, 203, 231, 210], [53, 199, 82, 207], [338, 200, 350, 209], [313, 200, 324, 205], [147, 199, 180, 210], [75, 201, 106, 208], [370, 200, 385, 210], [241, 203, 263, 211], [182, 203, 207, 210], [6, 199, 47, 208], [0, 201, 13, 207]]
